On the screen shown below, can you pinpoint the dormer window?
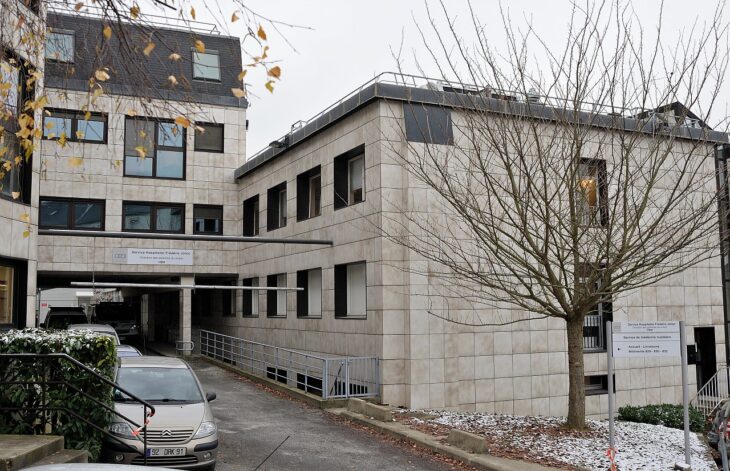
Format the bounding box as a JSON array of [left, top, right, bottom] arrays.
[[192, 50, 220, 81]]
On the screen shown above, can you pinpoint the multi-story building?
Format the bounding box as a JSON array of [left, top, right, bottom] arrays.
[[0, 0, 43, 329], [35, 11, 247, 342], [192, 74, 728, 415]]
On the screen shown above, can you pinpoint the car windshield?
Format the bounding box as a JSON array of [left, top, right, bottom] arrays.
[[47, 314, 87, 329], [115, 367, 203, 403]]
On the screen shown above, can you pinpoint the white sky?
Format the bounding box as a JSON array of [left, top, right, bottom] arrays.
[[151, 0, 728, 159]]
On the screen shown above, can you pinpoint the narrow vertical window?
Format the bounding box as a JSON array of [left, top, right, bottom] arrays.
[[348, 154, 364, 204], [577, 159, 608, 226], [334, 146, 365, 209], [335, 261, 367, 318]]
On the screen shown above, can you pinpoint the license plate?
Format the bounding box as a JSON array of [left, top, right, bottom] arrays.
[[146, 447, 186, 457]]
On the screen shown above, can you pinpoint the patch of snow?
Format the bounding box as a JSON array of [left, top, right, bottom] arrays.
[[404, 410, 716, 471]]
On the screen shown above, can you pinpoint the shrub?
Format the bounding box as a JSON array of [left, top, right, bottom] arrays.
[[617, 403, 704, 432], [0, 328, 117, 460]]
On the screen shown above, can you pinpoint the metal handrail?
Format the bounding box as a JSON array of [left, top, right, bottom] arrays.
[[691, 366, 730, 417], [0, 353, 156, 464]]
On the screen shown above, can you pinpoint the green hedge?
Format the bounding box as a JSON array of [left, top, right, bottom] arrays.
[[0, 328, 117, 460], [617, 403, 704, 432]]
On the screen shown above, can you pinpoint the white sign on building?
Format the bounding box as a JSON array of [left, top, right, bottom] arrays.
[[611, 321, 681, 358], [111, 248, 193, 266]]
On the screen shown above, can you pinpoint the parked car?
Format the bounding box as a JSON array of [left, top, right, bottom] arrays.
[[102, 357, 218, 470], [117, 345, 143, 358], [23, 465, 170, 471], [94, 302, 140, 342], [41, 307, 88, 329], [707, 398, 730, 451], [67, 324, 121, 345]]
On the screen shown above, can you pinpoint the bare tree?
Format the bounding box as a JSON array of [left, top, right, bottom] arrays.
[[384, 0, 730, 428]]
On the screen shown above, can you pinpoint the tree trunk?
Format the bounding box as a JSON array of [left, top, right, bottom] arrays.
[[566, 315, 586, 429]]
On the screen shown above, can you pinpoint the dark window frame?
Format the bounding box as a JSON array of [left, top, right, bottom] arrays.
[[39, 197, 106, 230], [42, 108, 108, 144], [241, 277, 259, 317], [243, 195, 260, 236], [266, 182, 287, 231], [45, 28, 75, 64], [403, 103, 454, 145], [334, 145, 365, 210], [266, 273, 287, 318], [297, 268, 322, 318], [296, 166, 322, 221], [121, 201, 185, 234], [584, 374, 616, 396], [193, 204, 223, 235], [194, 122, 224, 153], [123, 117, 187, 181], [191, 49, 222, 82], [334, 261, 367, 319]]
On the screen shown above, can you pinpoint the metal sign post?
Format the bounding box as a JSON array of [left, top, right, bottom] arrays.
[[608, 321, 690, 468]]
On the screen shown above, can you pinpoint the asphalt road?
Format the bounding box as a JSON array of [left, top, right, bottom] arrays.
[[189, 359, 456, 471]]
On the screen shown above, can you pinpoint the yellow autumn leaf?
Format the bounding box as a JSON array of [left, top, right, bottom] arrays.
[[190, 6, 196, 19], [94, 69, 110, 81], [231, 12, 239, 22], [231, 87, 246, 98], [174, 116, 190, 128], [194, 40, 205, 53], [130, 5, 140, 18], [265, 80, 274, 93], [2, 162, 11, 171], [45, 121, 54, 129], [103, 25, 112, 40], [169, 52, 181, 61], [237, 70, 247, 81], [113, 160, 121, 168], [75, 130, 84, 139], [143, 42, 155, 56], [20, 212, 29, 222], [84, 110, 91, 120], [0, 83, 11, 91], [58, 133, 67, 147], [68, 157, 83, 167], [74, 1, 84, 11], [168, 75, 178, 86], [126, 109, 137, 117], [257, 25, 267, 40], [11, 191, 20, 200], [268, 66, 281, 79], [92, 86, 103, 99], [22, 230, 30, 238], [261, 45, 269, 60], [134, 146, 147, 159]]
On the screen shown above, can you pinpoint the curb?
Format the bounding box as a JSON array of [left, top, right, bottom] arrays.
[[328, 409, 563, 471]]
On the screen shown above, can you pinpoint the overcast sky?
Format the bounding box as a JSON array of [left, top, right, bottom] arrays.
[[163, 0, 727, 159]]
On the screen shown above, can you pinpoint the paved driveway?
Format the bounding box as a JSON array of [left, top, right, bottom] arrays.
[[189, 359, 455, 471]]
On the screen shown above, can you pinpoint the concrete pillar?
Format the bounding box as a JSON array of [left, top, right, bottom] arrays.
[[141, 294, 153, 342], [179, 276, 193, 355]]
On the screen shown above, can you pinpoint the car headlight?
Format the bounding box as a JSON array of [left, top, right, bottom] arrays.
[[109, 422, 137, 439], [193, 421, 217, 439]]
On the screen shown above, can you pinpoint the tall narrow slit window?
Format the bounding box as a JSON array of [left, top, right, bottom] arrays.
[[335, 261, 367, 318], [267, 273, 287, 317], [296, 166, 321, 221], [334, 146, 365, 209], [267, 182, 287, 231], [125, 118, 185, 179], [243, 195, 259, 236], [242, 277, 259, 317], [577, 159, 608, 226], [297, 268, 322, 318]]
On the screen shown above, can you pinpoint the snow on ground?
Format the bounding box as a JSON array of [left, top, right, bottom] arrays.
[[395, 410, 717, 471]]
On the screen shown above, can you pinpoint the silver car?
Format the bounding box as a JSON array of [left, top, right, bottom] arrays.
[[102, 357, 218, 470], [67, 324, 121, 345]]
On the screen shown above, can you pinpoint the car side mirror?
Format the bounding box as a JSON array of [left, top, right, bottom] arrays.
[[206, 392, 216, 402]]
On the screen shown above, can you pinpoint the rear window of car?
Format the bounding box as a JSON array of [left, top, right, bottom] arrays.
[[115, 367, 203, 403], [46, 314, 87, 329]]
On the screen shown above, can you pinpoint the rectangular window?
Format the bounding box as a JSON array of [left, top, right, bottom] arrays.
[[334, 146, 365, 209], [193, 205, 222, 235], [296, 166, 321, 221], [242, 277, 259, 317], [39, 198, 105, 230], [45, 29, 74, 63], [124, 118, 185, 179], [577, 159, 608, 226], [403, 103, 454, 145], [192, 50, 221, 81], [0, 264, 13, 325], [584, 374, 615, 395], [267, 182, 287, 231], [43, 109, 107, 143], [1, 59, 20, 116], [580, 262, 613, 352], [0, 131, 21, 199], [122, 202, 184, 233], [1, 57, 34, 203], [194, 123, 224, 152], [335, 261, 366, 318], [266, 273, 287, 317], [297, 268, 322, 317], [243, 195, 259, 236]]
